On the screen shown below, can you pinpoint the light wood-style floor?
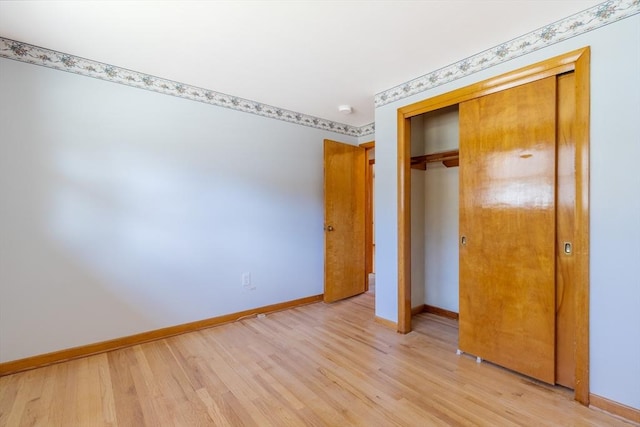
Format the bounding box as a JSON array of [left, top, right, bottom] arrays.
[[0, 291, 634, 426]]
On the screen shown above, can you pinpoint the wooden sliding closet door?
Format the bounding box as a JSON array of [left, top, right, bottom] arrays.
[[458, 77, 557, 384], [556, 72, 577, 389]]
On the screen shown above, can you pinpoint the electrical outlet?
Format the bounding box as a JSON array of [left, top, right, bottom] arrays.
[[242, 272, 255, 290], [242, 272, 251, 287]]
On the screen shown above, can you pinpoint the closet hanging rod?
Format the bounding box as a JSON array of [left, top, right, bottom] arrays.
[[411, 149, 459, 169]]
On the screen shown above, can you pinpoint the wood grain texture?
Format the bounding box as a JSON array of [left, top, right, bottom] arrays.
[[573, 47, 591, 406], [411, 305, 426, 316], [556, 72, 577, 389], [397, 47, 590, 342], [397, 47, 587, 118], [397, 47, 591, 403], [363, 140, 375, 280], [324, 139, 366, 302], [424, 305, 459, 320], [359, 141, 375, 149], [590, 393, 640, 424], [0, 293, 631, 427], [364, 144, 375, 278], [411, 149, 459, 169], [0, 295, 322, 377], [374, 315, 398, 330], [459, 77, 557, 384], [442, 158, 459, 168], [397, 113, 412, 333]]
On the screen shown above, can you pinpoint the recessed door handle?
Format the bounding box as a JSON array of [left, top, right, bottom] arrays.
[[564, 242, 572, 254], [461, 235, 467, 246]]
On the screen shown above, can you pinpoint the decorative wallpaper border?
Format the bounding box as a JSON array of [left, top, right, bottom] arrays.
[[375, 0, 640, 107], [1, 0, 637, 134], [0, 37, 374, 138]]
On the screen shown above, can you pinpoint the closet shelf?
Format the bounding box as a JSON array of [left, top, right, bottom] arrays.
[[411, 149, 459, 169]]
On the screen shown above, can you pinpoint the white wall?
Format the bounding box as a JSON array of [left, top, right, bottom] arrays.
[[418, 107, 460, 313], [410, 108, 459, 312], [374, 15, 640, 409], [423, 164, 459, 313], [0, 57, 358, 363]]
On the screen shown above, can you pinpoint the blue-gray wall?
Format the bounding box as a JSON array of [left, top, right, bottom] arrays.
[[0, 57, 358, 362]]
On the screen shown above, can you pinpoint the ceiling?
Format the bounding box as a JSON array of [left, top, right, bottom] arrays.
[[0, 0, 601, 127]]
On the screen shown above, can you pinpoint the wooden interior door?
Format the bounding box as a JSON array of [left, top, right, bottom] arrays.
[[324, 139, 366, 302], [458, 77, 557, 384]]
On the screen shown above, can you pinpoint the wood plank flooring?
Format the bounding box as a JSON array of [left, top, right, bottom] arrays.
[[0, 292, 635, 426]]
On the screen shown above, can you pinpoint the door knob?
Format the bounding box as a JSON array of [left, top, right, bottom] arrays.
[[326, 225, 334, 232]]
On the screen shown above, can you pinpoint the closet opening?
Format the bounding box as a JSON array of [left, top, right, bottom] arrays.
[[409, 106, 460, 320], [396, 47, 590, 404]]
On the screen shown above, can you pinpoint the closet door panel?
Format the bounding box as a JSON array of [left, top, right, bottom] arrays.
[[459, 77, 557, 384], [556, 72, 577, 388]]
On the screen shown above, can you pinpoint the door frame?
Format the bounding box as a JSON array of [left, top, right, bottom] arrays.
[[360, 140, 375, 282], [396, 47, 590, 404]]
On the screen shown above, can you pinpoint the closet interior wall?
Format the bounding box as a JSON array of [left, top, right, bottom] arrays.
[[410, 106, 460, 314]]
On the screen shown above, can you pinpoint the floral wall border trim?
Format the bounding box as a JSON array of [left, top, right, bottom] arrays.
[[375, 0, 640, 107], [0, 37, 375, 138]]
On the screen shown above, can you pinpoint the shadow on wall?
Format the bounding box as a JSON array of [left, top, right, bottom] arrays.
[[0, 57, 328, 362], [46, 136, 320, 322]]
